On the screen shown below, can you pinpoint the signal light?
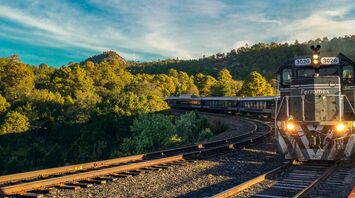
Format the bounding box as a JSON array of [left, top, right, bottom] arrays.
[[310, 45, 321, 68]]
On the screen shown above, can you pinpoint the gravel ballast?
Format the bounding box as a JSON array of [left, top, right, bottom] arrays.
[[45, 114, 284, 198]]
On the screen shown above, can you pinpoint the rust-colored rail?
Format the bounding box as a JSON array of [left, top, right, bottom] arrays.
[[0, 117, 271, 196], [0, 155, 184, 195], [0, 154, 144, 184]]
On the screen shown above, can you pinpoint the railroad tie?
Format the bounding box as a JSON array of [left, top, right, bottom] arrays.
[[18, 192, 44, 198], [95, 177, 118, 182], [56, 184, 81, 190], [70, 182, 94, 188]]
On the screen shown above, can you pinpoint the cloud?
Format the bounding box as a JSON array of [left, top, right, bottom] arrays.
[[0, 2, 141, 60], [0, 0, 354, 66], [279, 6, 355, 43]]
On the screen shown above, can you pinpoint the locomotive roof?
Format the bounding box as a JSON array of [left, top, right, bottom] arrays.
[[276, 53, 355, 74]]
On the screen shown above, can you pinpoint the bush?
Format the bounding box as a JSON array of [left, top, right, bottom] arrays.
[[121, 113, 177, 154], [0, 111, 30, 134], [198, 128, 213, 142], [0, 95, 10, 113], [175, 111, 211, 144]]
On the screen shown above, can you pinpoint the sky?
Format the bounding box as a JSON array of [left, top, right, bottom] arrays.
[[0, 0, 354, 66]]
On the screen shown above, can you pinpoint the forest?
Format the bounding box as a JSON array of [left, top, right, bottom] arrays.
[[129, 35, 355, 79], [0, 51, 272, 174], [1, 35, 353, 174]]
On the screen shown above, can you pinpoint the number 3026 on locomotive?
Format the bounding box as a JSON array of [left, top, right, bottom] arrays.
[[275, 45, 355, 161]]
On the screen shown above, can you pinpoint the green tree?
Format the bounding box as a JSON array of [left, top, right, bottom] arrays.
[[195, 73, 217, 96], [175, 71, 199, 95], [85, 61, 132, 99], [0, 59, 35, 101], [50, 64, 94, 97], [121, 113, 178, 154], [0, 111, 30, 134], [0, 94, 10, 113], [239, 71, 274, 96], [152, 74, 176, 96], [34, 64, 54, 90], [175, 111, 210, 144], [212, 68, 240, 96]]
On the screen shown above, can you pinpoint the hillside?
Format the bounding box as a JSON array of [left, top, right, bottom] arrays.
[[83, 51, 126, 66], [129, 35, 355, 80]]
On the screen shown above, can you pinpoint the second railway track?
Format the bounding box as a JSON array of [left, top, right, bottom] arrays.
[[212, 158, 355, 198], [0, 115, 271, 197]]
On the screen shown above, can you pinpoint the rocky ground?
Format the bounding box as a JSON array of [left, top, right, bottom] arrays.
[[45, 113, 284, 198], [46, 139, 284, 198]]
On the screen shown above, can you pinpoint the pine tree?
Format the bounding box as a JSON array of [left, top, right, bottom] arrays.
[[0, 94, 10, 114], [0, 111, 30, 134], [239, 71, 274, 96]]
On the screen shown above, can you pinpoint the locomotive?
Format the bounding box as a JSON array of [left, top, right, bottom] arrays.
[[276, 45, 355, 161]]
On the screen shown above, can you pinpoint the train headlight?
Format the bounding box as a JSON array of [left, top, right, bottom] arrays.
[[336, 123, 345, 133], [286, 122, 295, 131]]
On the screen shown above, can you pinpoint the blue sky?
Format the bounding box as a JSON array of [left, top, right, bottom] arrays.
[[0, 0, 354, 66]]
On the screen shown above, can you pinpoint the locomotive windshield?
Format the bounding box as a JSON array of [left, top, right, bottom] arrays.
[[281, 64, 354, 86], [296, 66, 339, 77]]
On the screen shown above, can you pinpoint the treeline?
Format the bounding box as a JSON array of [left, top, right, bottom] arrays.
[[129, 35, 355, 79], [0, 54, 272, 174]]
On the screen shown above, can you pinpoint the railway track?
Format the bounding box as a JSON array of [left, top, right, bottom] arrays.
[[211, 159, 355, 198], [0, 117, 271, 197]]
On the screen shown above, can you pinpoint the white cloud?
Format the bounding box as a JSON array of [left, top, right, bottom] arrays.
[[0, 0, 354, 65], [280, 7, 355, 43]]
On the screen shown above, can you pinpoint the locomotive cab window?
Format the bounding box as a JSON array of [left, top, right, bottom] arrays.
[[295, 66, 339, 77], [342, 65, 354, 85], [319, 67, 339, 76], [282, 69, 292, 86], [296, 68, 314, 77]]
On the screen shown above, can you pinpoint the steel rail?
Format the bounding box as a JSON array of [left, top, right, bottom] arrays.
[[293, 161, 340, 198], [211, 160, 339, 198], [0, 128, 255, 185], [0, 155, 144, 184], [0, 130, 269, 195], [211, 162, 290, 198], [0, 117, 270, 196], [0, 155, 184, 195], [0, 117, 261, 185]]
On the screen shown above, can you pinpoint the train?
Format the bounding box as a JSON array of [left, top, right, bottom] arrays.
[[166, 95, 276, 116], [166, 46, 355, 161]]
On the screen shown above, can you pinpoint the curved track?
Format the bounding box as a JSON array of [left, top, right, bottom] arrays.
[[0, 116, 271, 197]]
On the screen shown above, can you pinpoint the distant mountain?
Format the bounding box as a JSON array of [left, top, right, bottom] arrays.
[[83, 51, 126, 65]]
